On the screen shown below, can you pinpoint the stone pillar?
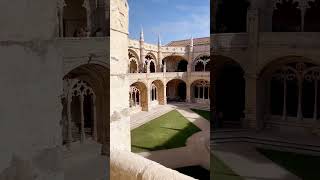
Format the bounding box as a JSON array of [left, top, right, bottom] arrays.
[[80, 94, 85, 143], [314, 80, 318, 121], [147, 61, 150, 74], [83, 0, 92, 35], [67, 95, 73, 149], [146, 83, 151, 111], [245, 74, 258, 129], [92, 95, 97, 141], [164, 84, 167, 104], [57, 0, 66, 37], [186, 82, 191, 103]]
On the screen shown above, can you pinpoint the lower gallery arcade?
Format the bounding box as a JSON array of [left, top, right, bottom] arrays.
[[129, 79, 210, 113], [213, 55, 320, 134]]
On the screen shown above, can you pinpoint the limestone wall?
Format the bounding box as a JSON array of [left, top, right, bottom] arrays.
[[110, 149, 196, 180], [0, 0, 64, 179], [0, 41, 63, 180]]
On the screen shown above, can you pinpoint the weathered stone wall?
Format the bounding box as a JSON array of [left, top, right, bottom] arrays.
[[0, 0, 64, 179]]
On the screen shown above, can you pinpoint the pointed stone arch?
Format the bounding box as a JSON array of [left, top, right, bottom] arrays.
[[130, 81, 148, 111], [63, 63, 109, 154]]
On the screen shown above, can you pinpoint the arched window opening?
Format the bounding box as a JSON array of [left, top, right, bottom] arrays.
[[129, 60, 138, 73], [150, 61, 156, 73], [193, 55, 210, 72], [130, 86, 141, 107], [129, 51, 139, 73], [146, 54, 156, 73], [65, 79, 96, 144], [62, 0, 89, 37], [305, 0, 320, 32], [195, 61, 205, 72], [166, 79, 186, 102], [215, 0, 250, 33], [268, 62, 320, 120], [205, 60, 211, 72], [177, 60, 188, 72], [151, 84, 158, 101], [273, 0, 301, 32], [163, 56, 188, 72], [193, 80, 210, 101]]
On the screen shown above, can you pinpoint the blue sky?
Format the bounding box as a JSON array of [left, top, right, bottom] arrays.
[[127, 0, 210, 45]]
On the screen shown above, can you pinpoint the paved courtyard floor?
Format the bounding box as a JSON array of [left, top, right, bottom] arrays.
[[212, 142, 301, 180], [211, 129, 320, 180], [63, 140, 108, 180]]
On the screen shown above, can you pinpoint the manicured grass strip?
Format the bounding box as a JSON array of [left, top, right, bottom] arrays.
[[175, 166, 210, 180], [211, 154, 244, 180], [131, 110, 201, 153], [191, 108, 210, 121], [257, 148, 320, 180]]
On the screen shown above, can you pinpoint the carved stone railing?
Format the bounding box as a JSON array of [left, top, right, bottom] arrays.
[[211, 33, 249, 49], [190, 72, 210, 78], [161, 46, 187, 54], [259, 32, 320, 48], [110, 148, 196, 180], [127, 72, 210, 85]]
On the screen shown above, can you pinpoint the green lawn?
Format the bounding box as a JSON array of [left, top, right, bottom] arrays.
[[191, 108, 210, 121], [175, 166, 210, 180], [131, 110, 201, 153], [257, 148, 320, 180], [211, 154, 244, 180]]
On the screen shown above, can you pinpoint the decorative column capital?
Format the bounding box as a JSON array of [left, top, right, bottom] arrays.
[[82, 0, 91, 11], [244, 73, 258, 79], [57, 0, 66, 9]]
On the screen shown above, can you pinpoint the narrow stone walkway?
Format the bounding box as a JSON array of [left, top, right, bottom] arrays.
[[212, 142, 301, 180], [130, 105, 174, 129], [136, 105, 210, 170], [130, 103, 210, 130]]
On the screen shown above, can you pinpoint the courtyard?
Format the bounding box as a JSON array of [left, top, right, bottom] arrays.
[[131, 110, 201, 152], [130, 104, 210, 179]]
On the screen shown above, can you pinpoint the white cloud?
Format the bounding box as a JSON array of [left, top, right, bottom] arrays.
[[150, 5, 209, 41]]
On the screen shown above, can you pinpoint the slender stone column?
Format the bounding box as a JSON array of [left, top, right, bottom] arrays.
[[83, 0, 92, 34], [67, 95, 73, 149], [297, 78, 303, 120], [80, 94, 85, 143], [164, 84, 167, 105], [314, 80, 318, 121], [57, 0, 66, 37], [282, 80, 287, 120], [92, 95, 97, 141], [147, 61, 150, 74]]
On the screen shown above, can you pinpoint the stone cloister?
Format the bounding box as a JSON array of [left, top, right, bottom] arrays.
[[126, 32, 210, 114]]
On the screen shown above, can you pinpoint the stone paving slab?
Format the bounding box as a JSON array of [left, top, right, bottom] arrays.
[[212, 142, 301, 180]]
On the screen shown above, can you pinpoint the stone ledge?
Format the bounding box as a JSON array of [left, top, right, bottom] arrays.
[[110, 148, 196, 180]]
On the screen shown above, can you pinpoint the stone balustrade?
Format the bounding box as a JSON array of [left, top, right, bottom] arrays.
[[211, 33, 249, 49], [259, 32, 320, 48], [110, 148, 197, 180]]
